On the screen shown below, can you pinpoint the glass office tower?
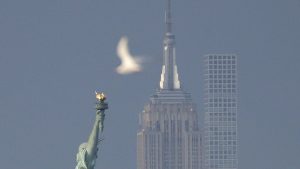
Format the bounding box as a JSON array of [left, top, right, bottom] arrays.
[[203, 55, 238, 169]]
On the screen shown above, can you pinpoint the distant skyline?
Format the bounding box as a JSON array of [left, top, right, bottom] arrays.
[[0, 1, 300, 169]]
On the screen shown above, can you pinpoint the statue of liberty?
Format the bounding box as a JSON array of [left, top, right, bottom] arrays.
[[75, 92, 108, 169]]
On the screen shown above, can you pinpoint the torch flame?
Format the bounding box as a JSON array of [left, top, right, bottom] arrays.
[[95, 91, 106, 101]]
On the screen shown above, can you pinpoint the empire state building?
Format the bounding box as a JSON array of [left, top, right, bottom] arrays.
[[137, 1, 202, 169]]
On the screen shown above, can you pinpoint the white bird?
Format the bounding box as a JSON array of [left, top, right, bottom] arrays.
[[116, 36, 142, 74]]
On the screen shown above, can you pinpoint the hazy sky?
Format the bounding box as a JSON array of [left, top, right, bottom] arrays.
[[0, 0, 300, 169]]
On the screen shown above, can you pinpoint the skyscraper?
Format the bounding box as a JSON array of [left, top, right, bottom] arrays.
[[137, 1, 202, 169], [203, 55, 238, 169]]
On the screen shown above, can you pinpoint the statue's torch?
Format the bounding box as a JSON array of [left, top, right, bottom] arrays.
[[95, 92, 108, 132]]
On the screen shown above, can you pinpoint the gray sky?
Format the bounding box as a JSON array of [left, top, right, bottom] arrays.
[[1, 0, 300, 169]]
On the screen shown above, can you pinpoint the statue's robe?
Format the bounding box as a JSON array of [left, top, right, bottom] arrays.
[[76, 143, 96, 169]]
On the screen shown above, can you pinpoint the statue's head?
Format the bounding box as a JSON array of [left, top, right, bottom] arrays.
[[79, 143, 88, 152]]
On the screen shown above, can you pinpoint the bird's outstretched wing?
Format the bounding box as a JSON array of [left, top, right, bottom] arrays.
[[116, 36, 142, 74]]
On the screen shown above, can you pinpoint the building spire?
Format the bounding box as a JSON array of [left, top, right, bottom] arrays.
[[165, 0, 172, 33], [159, 0, 181, 90]]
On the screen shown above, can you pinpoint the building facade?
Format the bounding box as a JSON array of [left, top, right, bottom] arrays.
[[203, 55, 238, 169], [137, 1, 202, 169]]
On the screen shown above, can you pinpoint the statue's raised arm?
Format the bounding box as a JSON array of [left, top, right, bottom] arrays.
[[75, 92, 108, 169]]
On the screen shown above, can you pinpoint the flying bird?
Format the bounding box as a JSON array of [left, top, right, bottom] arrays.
[[116, 36, 142, 74]]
